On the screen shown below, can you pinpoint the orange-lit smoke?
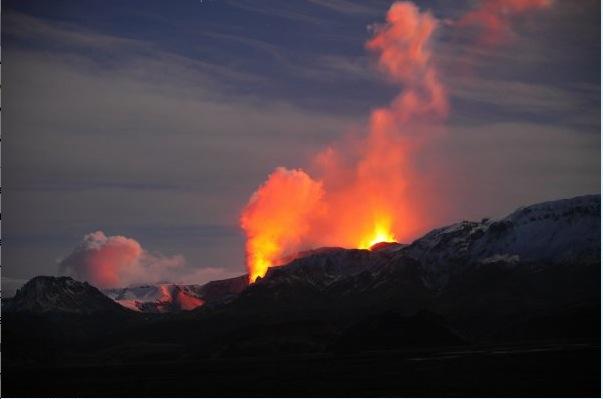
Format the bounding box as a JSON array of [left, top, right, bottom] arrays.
[[241, 2, 444, 282], [458, 0, 552, 45], [60, 231, 185, 288], [240, 0, 551, 282], [240, 168, 325, 282], [366, 2, 448, 122], [60, 231, 142, 288]]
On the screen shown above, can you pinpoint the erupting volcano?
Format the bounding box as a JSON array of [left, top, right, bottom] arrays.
[[5, 0, 598, 396], [241, 1, 444, 283], [240, 0, 552, 283]]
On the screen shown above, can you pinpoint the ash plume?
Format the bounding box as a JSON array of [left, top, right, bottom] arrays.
[[241, 2, 446, 282], [240, 0, 554, 283]]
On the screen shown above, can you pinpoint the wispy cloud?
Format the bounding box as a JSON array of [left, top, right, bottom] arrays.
[[223, 0, 328, 25], [3, 10, 141, 49], [3, 10, 360, 281], [305, 0, 386, 16], [449, 77, 598, 121]]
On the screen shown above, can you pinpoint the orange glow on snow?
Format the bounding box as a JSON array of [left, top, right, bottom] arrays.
[[175, 290, 205, 311]]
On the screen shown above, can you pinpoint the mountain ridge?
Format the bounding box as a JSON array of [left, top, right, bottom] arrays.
[[103, 275, 248, 312], [5, 194, 600, 317], [4, 276, 127, 314]]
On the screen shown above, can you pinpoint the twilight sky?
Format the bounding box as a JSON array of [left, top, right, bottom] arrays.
[[3, 0, 600, 293]]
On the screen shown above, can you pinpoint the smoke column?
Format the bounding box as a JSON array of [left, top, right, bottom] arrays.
[[241, 2, 445, 282], [240, 0, 552, 283], [240, 168, 326, 282]]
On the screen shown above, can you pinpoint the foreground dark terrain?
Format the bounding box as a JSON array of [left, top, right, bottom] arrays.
[[4, 342, 599, 396], [3, 195, 601, 397]]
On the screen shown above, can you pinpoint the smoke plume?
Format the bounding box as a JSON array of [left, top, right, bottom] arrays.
[[458, 0, 552, 45], [241, 2, 446, 282], [240, 0, 554, 282], [60, 231, 186, 288], [240, 168, 326, 281]]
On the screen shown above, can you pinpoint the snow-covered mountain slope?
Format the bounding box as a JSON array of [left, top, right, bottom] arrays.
[[104, 275, 248, 313], [241, 247, 429, 317], [259, 247, 391, 289], [402, 194, 600, 288], [104, 284, 205, 312], [5, 276, 126, 314]]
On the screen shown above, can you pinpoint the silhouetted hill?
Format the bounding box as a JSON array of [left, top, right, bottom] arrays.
[[5, 276, 127, 314]]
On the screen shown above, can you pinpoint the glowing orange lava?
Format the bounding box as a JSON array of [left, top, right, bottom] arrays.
[[358, 221, 397, 250]]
